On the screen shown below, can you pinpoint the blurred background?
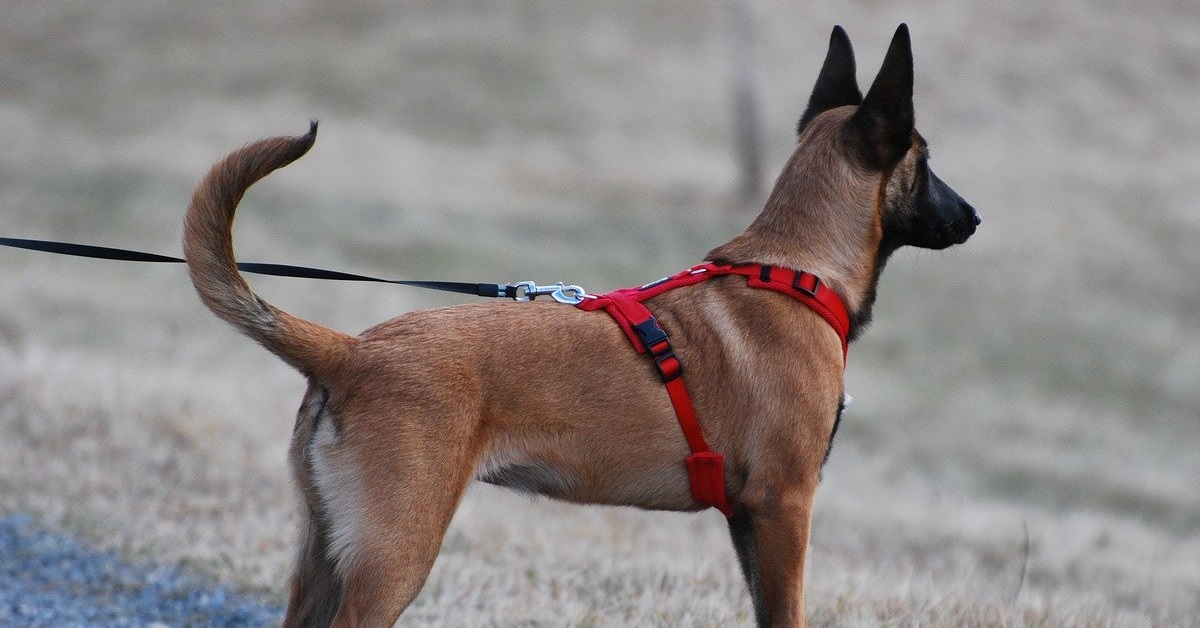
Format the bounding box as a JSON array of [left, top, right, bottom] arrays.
[[1, 1, 1197, 625]]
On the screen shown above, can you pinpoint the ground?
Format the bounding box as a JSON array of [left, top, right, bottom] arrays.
[[1, 1, 1197, 625]]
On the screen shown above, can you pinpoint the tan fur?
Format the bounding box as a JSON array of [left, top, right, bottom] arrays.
[[709, 108, 883, 316], [184, 35, 957, 623]]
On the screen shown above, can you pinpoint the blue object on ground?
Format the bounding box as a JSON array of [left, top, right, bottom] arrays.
[[0, 514, 282, 627]]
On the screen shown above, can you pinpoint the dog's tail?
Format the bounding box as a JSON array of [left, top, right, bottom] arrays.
[[184, 122, 354, 378]]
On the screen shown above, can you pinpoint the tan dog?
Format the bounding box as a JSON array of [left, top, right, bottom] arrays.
[[184, 23, 978, 628]]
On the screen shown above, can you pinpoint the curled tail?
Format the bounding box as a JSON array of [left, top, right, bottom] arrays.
[[184, 122, 354, 378]]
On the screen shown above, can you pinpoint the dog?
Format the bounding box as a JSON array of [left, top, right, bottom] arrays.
[[183, 23, 978, 628]]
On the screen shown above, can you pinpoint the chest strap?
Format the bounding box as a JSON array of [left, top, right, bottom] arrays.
[[577, 262, 850, 517]]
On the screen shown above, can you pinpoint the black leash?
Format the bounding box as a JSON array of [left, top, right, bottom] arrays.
[[0, 236, 517, 298]]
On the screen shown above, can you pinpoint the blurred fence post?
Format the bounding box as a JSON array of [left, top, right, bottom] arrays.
[[724, 0, 765, 208]]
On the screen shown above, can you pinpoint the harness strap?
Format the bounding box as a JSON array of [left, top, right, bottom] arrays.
[[578, 262, 850, 518], [580, 291, 732, 517], [728, 263, 850, 362]]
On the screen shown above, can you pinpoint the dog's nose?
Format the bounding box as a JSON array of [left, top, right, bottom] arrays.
[[964, 203, 981, 227], [956, 203, 980, 241]]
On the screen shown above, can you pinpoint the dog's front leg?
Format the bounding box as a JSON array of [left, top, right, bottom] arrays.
[[729, 483, 816, 628], [729, 509, 770, 625]]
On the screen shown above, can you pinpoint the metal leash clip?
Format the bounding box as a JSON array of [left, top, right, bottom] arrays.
[[509, 281, 589, 305]]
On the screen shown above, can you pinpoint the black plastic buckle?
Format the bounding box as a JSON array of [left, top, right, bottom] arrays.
[[632, 318, 669, 354], [654, 351, 683, 382], [632, 316, 682, 381], [792, 272, 821, 298]]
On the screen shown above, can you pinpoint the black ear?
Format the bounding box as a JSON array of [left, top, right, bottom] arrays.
[[852, 24, 915, 169], [798, 26, 862, 135]]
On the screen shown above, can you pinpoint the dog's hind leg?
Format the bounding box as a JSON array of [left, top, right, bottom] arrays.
[[327, 457, 479, 628], [283, 513, 342, 628], [283, 384, 344, 628], [310, 399, 487, 628]]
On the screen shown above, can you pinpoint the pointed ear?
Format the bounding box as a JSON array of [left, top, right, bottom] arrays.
[[797, 26, 862, 135], [852, 24, 915, 169]]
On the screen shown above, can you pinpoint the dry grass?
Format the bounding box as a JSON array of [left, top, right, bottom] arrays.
[[1, 1, 1198, 625]]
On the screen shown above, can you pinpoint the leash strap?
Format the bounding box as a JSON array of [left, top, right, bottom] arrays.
[[578, 262, 850, 518], [0, 237, 516, 298]]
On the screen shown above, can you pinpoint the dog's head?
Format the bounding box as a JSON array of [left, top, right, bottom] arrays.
[[798, 24, 980, 252]]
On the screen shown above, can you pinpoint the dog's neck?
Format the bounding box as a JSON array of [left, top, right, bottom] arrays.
[[707, 127, 890, 341]]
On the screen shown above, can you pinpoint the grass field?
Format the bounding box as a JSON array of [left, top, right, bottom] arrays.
[[2, 1, 1198, 625]]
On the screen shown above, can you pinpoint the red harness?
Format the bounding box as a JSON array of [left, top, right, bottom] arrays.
[[576, 262, 850, 517]]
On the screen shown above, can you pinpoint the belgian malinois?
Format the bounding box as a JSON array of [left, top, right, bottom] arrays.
[[184, 23, 978, 628]]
